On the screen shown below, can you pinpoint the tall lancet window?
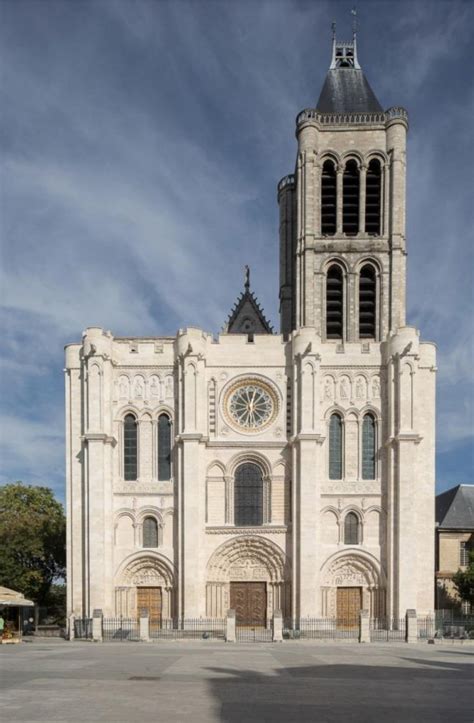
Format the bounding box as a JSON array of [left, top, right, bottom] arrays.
[[326, 264, 344, 339], [123, 414, 138, 481], [143, 517, 158, 548], [344, 512, 360, 544], [343, 159, 360, 235], [321, 160, 337, 235], [329, 413, 343, 480], [359, 264, 376, 339], [365, 159, 382, 235], [234, 462, 263, 526], [362, 413, 376, 480], [158, 413, 172, 481]]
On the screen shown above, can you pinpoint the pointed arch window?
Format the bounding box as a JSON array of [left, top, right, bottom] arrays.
[[359, 264, 376, 339], [326, 264, 343, 339], [123, 413, 138, 481], [343, 159, 359, 235], [158, 413, 172, 481], [362, 413, 376, 480], [234, 462, 263, 526], [321, 159, 337, 235], [365, 159, 382, 235], [329, 413, 343, 480], [143, 516, 158, 548], [344, 512, 360, 544]]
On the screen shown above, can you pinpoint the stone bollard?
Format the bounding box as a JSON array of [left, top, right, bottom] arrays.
[[359, 609, 370, 643], [272, 610, 283, 642], [406, 609, 417, 643], [139, 610, 150, 642], [92, 609, 103, 643], [226, 609, 236, 643], [68, 614, 75, 641]]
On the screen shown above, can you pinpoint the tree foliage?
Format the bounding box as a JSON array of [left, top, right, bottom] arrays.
[[452, 549, 474, 607], [0, 482, 66, 605]]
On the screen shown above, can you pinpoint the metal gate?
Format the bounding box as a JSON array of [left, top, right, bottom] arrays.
[[370, 617, 406, 642], [236, 621, 272, 642], [102, 617, 139, 641]]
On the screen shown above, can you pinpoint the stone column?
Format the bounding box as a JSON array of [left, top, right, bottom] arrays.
[[359, 609, 370, 644], [406, 609, 417, 643], [226, 609, 236, 643], [272, 610, 283, 642], [92, 609, 103, 643], [139, 612, 150, 642]]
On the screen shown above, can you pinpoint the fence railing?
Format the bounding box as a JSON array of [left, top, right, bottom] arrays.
[[74, 618, 93, 640], [418, 616, 474, 640], [236, 620, 272, 642], [283, 617, 359, 640], [370, 617, 406, 642], [102, 617, 139, 641], [149, 618, 225, 640]]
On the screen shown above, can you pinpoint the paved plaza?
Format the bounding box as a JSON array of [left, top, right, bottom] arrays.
[[1, 639, 473, 722]]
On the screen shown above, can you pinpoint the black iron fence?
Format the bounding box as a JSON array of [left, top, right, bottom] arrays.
[[102, 617, 139, 641], [370, 617, 406, 642], [74, 618, 92, 640], [418, 615, 474, 640], [236, 621, 273, 642], [283, 617, 359, 640], [149, 618, 225, 640]]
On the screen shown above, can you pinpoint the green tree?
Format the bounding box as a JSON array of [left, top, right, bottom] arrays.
[[0, 483, 66, 606], [452, 549, 474, 608]]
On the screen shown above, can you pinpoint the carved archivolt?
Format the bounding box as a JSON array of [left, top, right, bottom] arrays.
[[207, 536, 287, 583], [115, 551, 175, 589], [320, 551, 383, 588]]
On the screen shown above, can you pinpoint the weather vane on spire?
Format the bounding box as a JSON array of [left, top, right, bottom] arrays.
[[351, 7, 358, 37], [244, 265, 250, 291]]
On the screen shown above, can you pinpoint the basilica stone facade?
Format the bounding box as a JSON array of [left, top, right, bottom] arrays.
[[66, 32, 436, 625]]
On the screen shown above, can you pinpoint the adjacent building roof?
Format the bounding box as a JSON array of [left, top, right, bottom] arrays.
[[436, 485, 474, 530], [224, 267, 273, 335]]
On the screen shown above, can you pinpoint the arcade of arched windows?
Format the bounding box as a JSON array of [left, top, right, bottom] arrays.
[[320, 155, 385, 237], [320, 504, 383, 547], [323, 259, 381, 342], [327, 410, 379, 481], [118, 410, 174, 482], [114, 507, 175, 550]]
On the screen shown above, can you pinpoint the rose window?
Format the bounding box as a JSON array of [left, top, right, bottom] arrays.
[[224, 379, 278, 433]]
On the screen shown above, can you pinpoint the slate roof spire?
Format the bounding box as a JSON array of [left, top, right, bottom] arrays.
[[317, 12, 383, 114], [224, 267, 273, 336]]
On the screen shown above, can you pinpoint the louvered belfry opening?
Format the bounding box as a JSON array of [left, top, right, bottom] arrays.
[[365, 159, 381, 235], [326, 264, 344, 339], [342, 159, 359, 235], [321, 159, 337, 235], [359, 264, 376, 339]]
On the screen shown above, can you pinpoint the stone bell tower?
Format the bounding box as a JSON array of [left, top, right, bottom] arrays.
[[278, 23, 436, 618], [278, 25, 408, 342]]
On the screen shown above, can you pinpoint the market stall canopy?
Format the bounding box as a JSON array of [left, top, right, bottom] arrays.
[[0, 586, 35, 607]]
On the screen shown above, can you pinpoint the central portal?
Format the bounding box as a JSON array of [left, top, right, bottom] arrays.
[[230, 582, 266, 625], [336, 586, 361, 624], [137, 586, 162, 626]]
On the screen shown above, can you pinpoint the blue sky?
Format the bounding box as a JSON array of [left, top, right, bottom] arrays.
[[1, 0, 473, 503]]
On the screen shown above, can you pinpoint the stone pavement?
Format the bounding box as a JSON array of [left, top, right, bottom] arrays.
[[1, 639, 473, 722]]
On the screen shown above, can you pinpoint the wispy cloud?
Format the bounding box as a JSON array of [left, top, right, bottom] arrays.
[[1, 0, 473, 498]]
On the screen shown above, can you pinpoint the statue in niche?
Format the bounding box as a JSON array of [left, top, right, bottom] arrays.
[[119, 378, 129, 399], [165, 376, 173, 398], [340, 378, 350, 399], [372, 377, 381, 398], [150, 377, 160, 399], [324, 378, 333, 400], [356, 378, 365, 400], [134, 377, 144, 398]]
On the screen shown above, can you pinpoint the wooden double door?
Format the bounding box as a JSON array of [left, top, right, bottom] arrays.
[[336, 586, 362, 626], [137, 587, 162, 626], [230, 582, 267, 625]]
